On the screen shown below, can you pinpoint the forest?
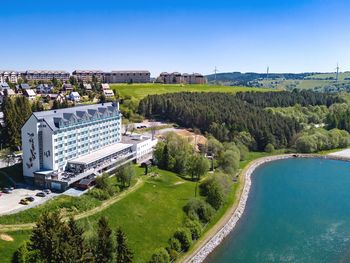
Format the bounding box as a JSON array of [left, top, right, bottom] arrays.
[[138, 91, 343, 151]]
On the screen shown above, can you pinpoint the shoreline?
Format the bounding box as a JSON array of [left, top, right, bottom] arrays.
[[185, 153, 350, 263]]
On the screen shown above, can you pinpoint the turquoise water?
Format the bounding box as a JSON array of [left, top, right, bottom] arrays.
[[206, 158, 350, 263]]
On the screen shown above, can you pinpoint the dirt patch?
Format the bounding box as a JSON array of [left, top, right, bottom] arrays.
[[0, 233, 14, 242]]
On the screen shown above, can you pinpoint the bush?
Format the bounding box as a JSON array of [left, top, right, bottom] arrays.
[[183, 199, 214, 223], [149, 248, 170, 263], [168, 237, 181, 252], [95, 174, 110, 189], [88, 188, 110, 201], [184, 219, 202, 240], [173, 228, 192, 251], [264, 143, 275, 153], [206, 183, 225, 210], [200, 177, 226, 210]]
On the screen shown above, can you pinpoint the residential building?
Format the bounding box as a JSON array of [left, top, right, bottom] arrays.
[[101, 83, 110, 90], [83, 83, 92, 91], [55, 93, 66, 104], [23, 70, 70, 82], [103, 70, 150, 83], [0, 111, 4, 127], [72, 70, 104, 82], [24, 89, 37, 100], [62, 83, 73, 92], [0, 71, 22, 83], [157, 72, 206, 84], [103, 89, 114, 98], [17, 83, 31, 90], [0, 82, 10, 90], [0, 91, 6, 104], [68, 92, 81, 102], [21, 102, 157, 191], [182, 73, 206, 84], [43, 94, 58, 103], [37, 84, 54, 94]]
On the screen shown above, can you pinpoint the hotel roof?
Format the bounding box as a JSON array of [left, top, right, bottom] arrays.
[[68, 142, 132, 165], [32, 102, 119, 131]]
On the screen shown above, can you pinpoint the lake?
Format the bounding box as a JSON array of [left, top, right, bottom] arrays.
[[206, 158, 350, 263]]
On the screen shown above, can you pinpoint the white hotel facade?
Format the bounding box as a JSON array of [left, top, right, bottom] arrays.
[[21, 102, 157, 190]]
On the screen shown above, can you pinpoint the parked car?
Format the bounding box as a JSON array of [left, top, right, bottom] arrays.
[[2, 188, 12, 194], [25, 196, 35, 202], [19, 199, 29, 205], [36, 192, 46, 197], [43, 189, 51, 194]]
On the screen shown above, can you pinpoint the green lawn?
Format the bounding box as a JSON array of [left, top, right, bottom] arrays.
[[0, 230, 31, 262], [79, 168, 196, 262], [110, 83, 275, 100]]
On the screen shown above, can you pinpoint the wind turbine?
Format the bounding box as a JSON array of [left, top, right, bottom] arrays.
[[213, 66, 219, 84], [336, 63, 340, 82], [266, 66, 270, 81]]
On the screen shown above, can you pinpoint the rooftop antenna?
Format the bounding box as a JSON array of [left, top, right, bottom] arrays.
[[214, 66, 219, 84], [266, 66, 270, 81], [336, 63, 340, 82]]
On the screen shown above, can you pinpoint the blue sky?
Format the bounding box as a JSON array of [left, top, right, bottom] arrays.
[[1, 0, 349, 76]]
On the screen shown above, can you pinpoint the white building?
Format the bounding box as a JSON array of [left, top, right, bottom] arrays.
[[122, 134, 158, 163], [21, 102, 156, 191], [69, 91, 81, 102], [103, 89, 114, 98], [24, 89, 37, 100], [0, 71, 22, 83]]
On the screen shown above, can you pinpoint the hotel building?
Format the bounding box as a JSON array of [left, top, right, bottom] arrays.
[[21, 102, 157, 191]]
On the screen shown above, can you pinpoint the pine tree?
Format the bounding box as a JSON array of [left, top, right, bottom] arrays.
[[115, 227, 133, 263], [67, 217, 85, 261], [95, 216, 114, 263]]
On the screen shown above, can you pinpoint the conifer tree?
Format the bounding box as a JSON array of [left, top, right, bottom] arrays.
[[95, 216, 114, 263], [115, 227, 133, 263]]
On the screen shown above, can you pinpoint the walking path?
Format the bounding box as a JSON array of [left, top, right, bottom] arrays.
[[0, 178, 144, 232]]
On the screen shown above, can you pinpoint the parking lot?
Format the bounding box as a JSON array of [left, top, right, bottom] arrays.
[[0, 187, 57, 215]]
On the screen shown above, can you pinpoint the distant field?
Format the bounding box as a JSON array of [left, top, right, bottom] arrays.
[[259, 79, 350, 90], [110, 83, 276, 100], [305, 72, 350, 81]]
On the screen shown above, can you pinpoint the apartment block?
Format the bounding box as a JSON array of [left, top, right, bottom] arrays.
[[104, 70, 150, 83], [0, 70, 22, 83], [72, 70, 104, 82], [24, 70, 70, 82], [158, 72, 206, 84]]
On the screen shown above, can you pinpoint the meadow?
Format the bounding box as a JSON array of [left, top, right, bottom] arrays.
[[110, 83, 275, 100]]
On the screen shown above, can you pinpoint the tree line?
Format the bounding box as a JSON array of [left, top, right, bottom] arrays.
[[13, 212, 133, 263], [235, 90, 342, 108], [138, 92, 305, 150], [1, 96, 32, 150]]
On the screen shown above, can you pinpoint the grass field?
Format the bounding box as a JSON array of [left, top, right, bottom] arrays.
[[110, 83, 275, 100], [305, 72, 350, 81], [259, 79, 350, 90], [0, 168, 198, 263], [0, 230, 31, 261]]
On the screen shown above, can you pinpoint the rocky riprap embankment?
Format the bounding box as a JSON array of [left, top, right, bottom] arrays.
[[188, 155, 292, 263]]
